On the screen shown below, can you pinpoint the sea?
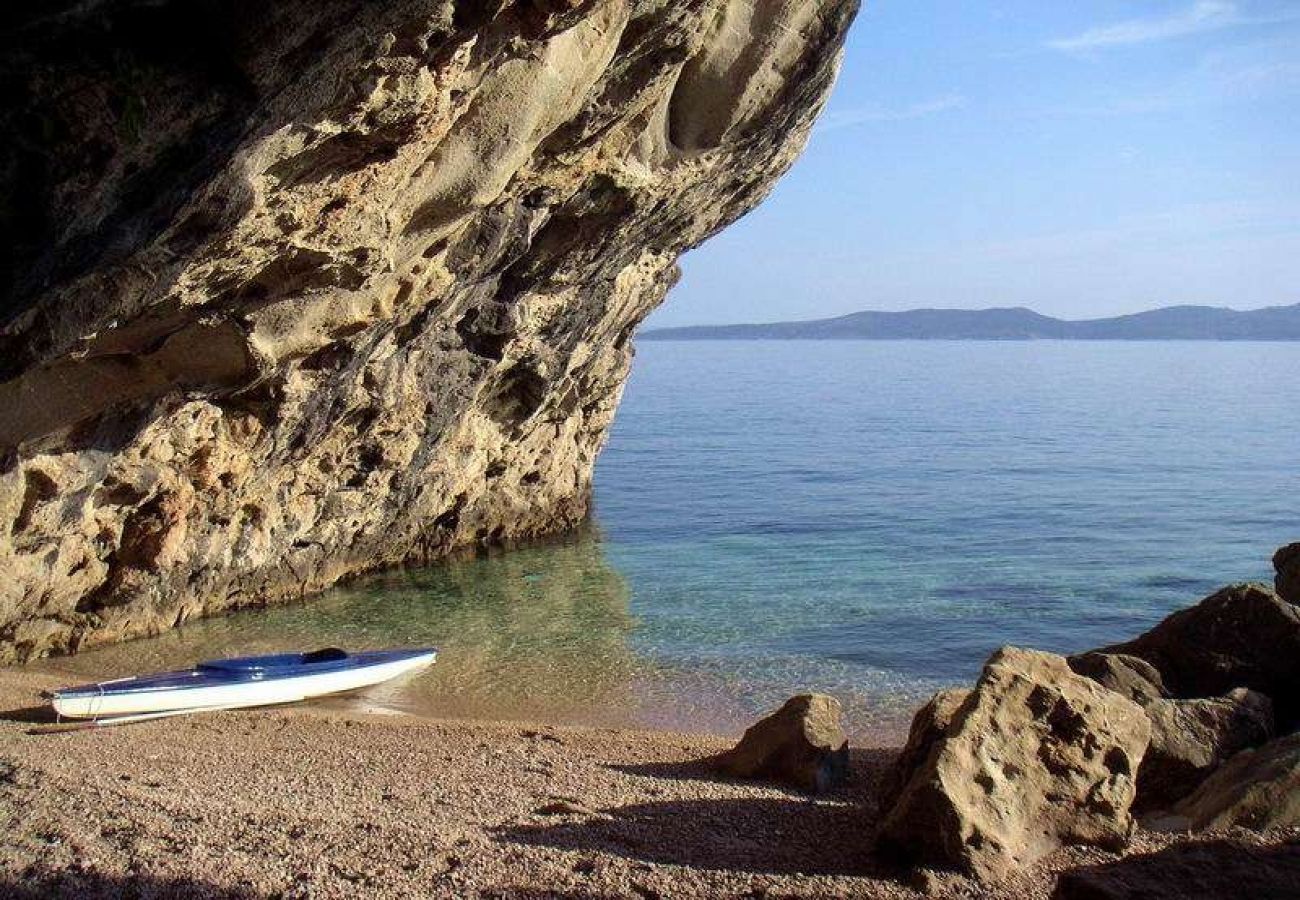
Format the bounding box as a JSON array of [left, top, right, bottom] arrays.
[[42, 341, 1299, 738]]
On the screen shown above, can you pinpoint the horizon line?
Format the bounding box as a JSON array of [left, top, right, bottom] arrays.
[[645, 299, 1300, 332]]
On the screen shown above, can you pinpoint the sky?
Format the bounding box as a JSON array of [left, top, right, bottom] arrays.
[[650, 0, 1300, 326]]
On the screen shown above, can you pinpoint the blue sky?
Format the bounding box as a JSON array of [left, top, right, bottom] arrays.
[[651, 0, 1300, 326]]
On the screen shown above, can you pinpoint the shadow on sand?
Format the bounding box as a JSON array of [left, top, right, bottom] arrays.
[[606, 755, 724, 783], [0, 871, 628, 900], [1054, 838, 1300, 899], [0, 874, 621, 900], [0, 704, 53, 725], [0, 871, 261, 900], [610, 746, 893, 794], [497, 748, 901, 878]]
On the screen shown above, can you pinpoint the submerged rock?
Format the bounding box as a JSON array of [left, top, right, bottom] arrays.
[[0, 0, 860, 661], [1101, 583, 1300, 727], [877, 647, 1150, 882], [1135, 688, 1273, 813], [715, 693, 849, 794], [1159, 733, 1300, 832]]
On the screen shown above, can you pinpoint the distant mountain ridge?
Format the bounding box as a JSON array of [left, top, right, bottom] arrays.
[[642, 303, 1300, 341]]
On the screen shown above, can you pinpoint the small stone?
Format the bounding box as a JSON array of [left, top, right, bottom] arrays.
[[715, 694, 849, 794], [907, 867, 949, 895], [534, 798, 597, 817]]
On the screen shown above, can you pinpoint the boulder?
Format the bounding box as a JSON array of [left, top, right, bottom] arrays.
[[1161, 733, 1300, 831], [877, 647, 1151, 882], [1135, 688, 1273, 812], [1067, 652, 1167, 706], [1101, 583, 1300, 727], [877, 688, 970, 813], [1275, 542, 1300, 605], [715, 694, 849, 794], [1052, 839, 1300, 900]]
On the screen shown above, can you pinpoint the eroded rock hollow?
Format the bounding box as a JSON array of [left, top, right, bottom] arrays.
[[0, 0, 859, 661]]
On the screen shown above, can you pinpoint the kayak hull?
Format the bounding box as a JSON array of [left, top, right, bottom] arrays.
[[51, 648, 435, 719]]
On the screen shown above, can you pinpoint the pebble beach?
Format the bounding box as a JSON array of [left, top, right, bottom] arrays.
[[4, 664, 1294, 899]]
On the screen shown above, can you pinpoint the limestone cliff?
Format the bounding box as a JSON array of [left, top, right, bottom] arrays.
[[0, 0, 858, 661]]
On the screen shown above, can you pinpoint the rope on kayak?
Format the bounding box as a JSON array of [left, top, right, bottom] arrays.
[[90, 681, 106, 723]]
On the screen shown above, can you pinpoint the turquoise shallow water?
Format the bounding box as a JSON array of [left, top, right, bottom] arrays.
[[44, 341, 1299, 737]]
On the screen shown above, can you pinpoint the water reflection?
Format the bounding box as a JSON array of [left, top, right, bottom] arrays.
[[35, 528, 921, 739], [40, 530, 651, 728]]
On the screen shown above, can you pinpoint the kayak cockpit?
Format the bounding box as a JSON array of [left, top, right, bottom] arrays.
[[197, 647, 349, 674]]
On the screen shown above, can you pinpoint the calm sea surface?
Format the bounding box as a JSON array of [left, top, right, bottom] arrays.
[[44, 342, 1299, 737]]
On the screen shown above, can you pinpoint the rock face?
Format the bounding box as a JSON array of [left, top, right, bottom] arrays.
[[1102, 583, 1300, 727], [877, 687, 969, 813], [1163, 733, 1300, 831], [0, 0, 859, 661], [1275, 542, 1300, 605], [1135, 689, 1273, 813], [1067, 652, 1166, 706], [715, 693, 849, 793], [877, 648, 1151, 882]]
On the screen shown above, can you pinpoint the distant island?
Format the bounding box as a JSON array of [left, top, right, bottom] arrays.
[[642, 302, 1300, 341]]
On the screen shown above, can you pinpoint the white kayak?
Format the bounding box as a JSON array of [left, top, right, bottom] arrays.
[[49, 647, 436, 720]]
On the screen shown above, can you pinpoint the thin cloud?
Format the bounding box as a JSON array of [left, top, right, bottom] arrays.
[[1048, 38, 1300, 116], [816, 95, 965, 134], [1047, 1, 1292, 52]]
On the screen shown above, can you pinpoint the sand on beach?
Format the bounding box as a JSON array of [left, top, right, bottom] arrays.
[[2, 665, 1296, 900]]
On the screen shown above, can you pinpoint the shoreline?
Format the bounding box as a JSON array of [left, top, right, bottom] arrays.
[[22, 637, 925, 746], [3, 665, 1293, 899]]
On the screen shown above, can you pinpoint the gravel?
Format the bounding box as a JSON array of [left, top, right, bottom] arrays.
[[2, 666, 1294, 899]]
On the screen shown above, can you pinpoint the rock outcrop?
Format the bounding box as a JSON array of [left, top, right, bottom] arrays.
[[1160, 733, 1300, 831], [0, 0, 859, 661], [1275, 542, 1300, 605], [715, 693, 849, 793], [877, 647, 1151, 882], [1135, 689, 1273, 813], [881, 567, 1297, 882], [1101, 583, 1300, 728]]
